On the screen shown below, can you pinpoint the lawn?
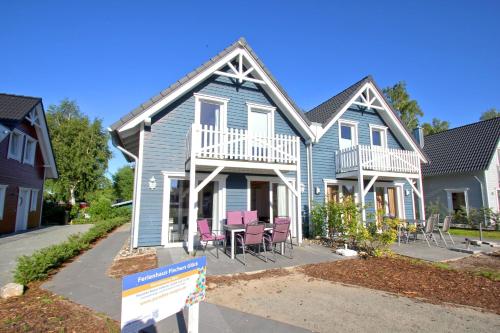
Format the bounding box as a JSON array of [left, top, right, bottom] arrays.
[[449, 228, 500, 240]]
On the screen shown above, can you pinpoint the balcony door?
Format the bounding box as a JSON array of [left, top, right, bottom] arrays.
[[248, 103, 274, 160], [339, 120, 358, 150]]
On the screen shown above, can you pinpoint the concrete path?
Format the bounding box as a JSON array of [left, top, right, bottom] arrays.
[[0, 224, 92, 285], [157, 242, 347, 276], [392, 234, 498, 262], [43, 225, 312, 332]]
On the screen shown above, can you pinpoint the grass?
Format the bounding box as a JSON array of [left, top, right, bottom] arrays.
[[475, 269, 500, 281], [449, 228, 500, 240]]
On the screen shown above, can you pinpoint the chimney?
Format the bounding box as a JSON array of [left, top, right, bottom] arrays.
[[412, 126, 424, 148]]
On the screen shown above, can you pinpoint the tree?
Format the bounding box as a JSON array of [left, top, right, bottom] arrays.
[[480, 108, 500, 121], [45, 99, 111, 204], [422, 118, 450, 135], [113, 166, 134, 201], [383, 81, 423, 130]]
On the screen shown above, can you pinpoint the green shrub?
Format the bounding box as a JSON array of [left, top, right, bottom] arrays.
[[14, 216, 129, 285]]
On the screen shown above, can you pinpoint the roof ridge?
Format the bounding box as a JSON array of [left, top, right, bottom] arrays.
[[306, 75, 372, 114], [0, 92, 41, 100], [424, 116, 500, 137]]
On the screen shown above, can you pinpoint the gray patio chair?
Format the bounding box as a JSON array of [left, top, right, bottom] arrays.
[[421, 214, 439, 247], [438, 215, 455, 247]]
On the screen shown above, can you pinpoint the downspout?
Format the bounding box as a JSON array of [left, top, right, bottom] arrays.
[[473, 175, 488, 225], [115, 145, 139, 252]]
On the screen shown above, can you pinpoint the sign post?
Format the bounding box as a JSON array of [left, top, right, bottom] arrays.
[[121, 257, 206, 333]]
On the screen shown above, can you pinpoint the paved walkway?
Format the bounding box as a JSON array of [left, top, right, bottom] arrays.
[[0, 224, 92, 285], [43, 225, 312, 332], [392, 233, 498, 262], [158, 242, 347, 276]]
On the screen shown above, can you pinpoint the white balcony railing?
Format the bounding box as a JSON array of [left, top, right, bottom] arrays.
[[335, 145, 420, 174], [186, 124, 300, 164]]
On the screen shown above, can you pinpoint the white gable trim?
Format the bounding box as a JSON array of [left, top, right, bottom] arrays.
[[117, 46, 314, 140], [33, 103, 58, 178], [316, 82, 427, 162]]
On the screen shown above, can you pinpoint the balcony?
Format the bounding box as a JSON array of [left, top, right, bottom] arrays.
[[335, 145, 420, 175], [186, 124, 300, 169]]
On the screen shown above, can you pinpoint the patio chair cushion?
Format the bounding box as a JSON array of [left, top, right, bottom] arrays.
[[243, 210, 258, 224], [227, 211, 243, 225]]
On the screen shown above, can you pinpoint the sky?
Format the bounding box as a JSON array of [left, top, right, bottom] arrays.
[[1, 0, 499, 176]]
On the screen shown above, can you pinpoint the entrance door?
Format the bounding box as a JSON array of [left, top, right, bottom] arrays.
[[326, 185, 340, 203], [387, 187, 398, 218], [15, 188, 30, 232], [250, 181, 270, 222]]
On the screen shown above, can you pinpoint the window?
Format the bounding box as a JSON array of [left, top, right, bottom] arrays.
[[445, 189, 469, 214], [0, 185, 7, 219], [8, 130, 24, 161], [30, 189, 39, 212], [370, 125, 388, 148], [194, 93, 228, 130], [247, 102, 275, 137], [338, 120, 358, 149], [23, 136, 37, 166]]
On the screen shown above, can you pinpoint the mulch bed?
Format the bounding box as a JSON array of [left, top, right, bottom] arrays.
[[0, 282, 119, 333], [107, 254, 158, 278], [447, 251, 500, 272], [301, 257, 500, 314], [207, 268, 291, 288]]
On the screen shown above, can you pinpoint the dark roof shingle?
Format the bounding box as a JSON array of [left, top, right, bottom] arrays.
[[306, 76, 371, 125], [0, 93, 41, 121], [422, 117, 500, 176]]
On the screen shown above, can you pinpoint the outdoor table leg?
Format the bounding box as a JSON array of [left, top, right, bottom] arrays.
[[231, 230, 235, 260], [281, 242, 284, 255]]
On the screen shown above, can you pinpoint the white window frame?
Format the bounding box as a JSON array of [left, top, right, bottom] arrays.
[[246, 102, 275, 138], [194, 93, 229, 130], [369, 124, 388, 148], [30, 189, 39, 212], [23, 135, 37, 166], [338, 119, 358, 149], [161, 171, 227, 247], [0, 185, 7, 220], [323, 179, 359, 204], [7, 129, 24, 162], [445, 188, 469, 215]]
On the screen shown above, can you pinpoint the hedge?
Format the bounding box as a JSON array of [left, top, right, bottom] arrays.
[[14, 216, 129, 285]]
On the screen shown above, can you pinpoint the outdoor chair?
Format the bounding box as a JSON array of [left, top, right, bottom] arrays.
[[235, 223, 267, 265], [420, 214, 439, 247], [196, 219, 225, 258], [243, 210, 258, 224], [226, 211, 243, 225], [264, 218, 293, 261], [438, 215, 455, 247]]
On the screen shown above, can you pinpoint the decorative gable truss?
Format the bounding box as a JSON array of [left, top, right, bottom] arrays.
[[318, 81, 427, 163], [214, 52, 266, 85]]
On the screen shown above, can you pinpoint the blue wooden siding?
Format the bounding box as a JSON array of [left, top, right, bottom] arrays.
[[137, 74, 309, 246], [310, 106, 414, 221]]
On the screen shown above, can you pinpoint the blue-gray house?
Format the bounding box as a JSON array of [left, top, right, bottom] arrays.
[[110, 38, 428, 250]]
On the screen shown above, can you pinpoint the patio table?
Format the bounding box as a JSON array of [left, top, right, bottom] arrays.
[[223, 223, 274, 260]]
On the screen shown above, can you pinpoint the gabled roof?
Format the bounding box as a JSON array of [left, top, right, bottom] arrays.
[[0, 93, 58, 179], [305, 75, 428, 161], [110, 37, 311, 133], [0, 93, 41, 121], [306, 76, 371, 125], [422, 117, 500, 176]]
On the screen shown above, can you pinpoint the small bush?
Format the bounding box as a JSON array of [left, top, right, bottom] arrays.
[[14, 216, 129, 285]]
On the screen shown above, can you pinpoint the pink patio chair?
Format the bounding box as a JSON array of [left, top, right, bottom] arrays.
[[264, 217, 293, 261], [226, 211, 243, 225], [236, 223, 267, 265], [243, 210, 258, 224], [197, 219, 225, 258]]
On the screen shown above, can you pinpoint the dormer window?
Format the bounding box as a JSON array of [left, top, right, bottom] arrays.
[[23, 136, 37, 166], [8, 130, 24, 162]]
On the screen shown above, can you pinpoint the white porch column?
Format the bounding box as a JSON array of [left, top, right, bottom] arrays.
[[187, 125, 200, 254], [296, 137, 302, 244], [417, 172, 426, 221], [357, 146, 366, 222]]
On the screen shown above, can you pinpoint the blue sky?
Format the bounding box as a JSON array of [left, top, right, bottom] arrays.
[[1, 0, 499, 175]]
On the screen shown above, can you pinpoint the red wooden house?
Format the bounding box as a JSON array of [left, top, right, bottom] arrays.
[[0, 93, 58, 234]]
